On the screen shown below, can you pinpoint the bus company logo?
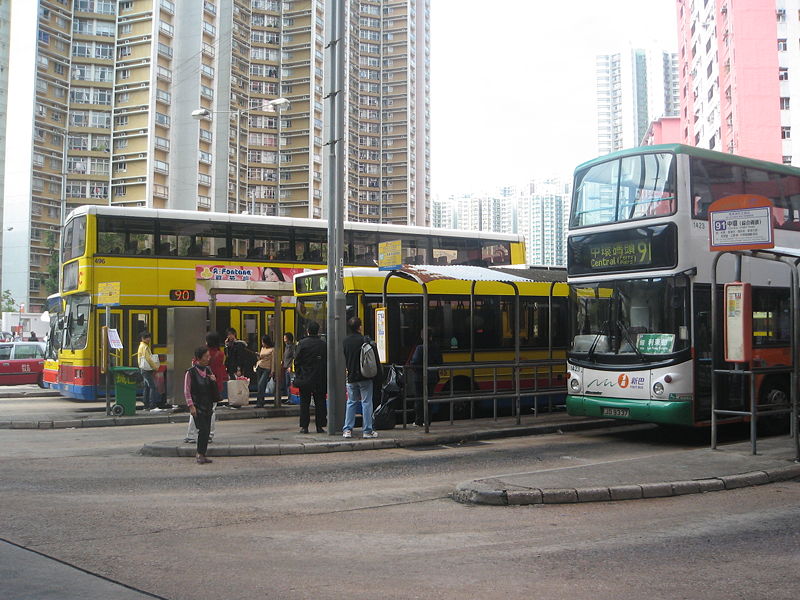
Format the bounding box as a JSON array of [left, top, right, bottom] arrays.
[[617, 374, 630, 388]]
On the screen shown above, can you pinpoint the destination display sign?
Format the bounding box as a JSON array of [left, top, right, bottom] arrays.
[[297, 273, 328, 294], [586, 240, 651, 270], [568, 224, 677, 276]]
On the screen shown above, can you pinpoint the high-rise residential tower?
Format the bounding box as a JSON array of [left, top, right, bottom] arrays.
[[0, 0, 10, 290], [431, 177, 571, 268], [596, 48, 679, 155], [2, 0, 430, 312], [676, 0, 796, 163]]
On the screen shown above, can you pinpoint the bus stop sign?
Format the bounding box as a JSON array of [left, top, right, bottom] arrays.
[[708, 194, 774, 252]]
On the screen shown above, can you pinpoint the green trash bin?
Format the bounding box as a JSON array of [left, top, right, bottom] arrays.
[[110, 367, 140, 416]]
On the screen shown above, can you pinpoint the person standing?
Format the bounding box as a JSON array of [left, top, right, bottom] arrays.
[[184, 346, 219, 464], [409, 329, 443, 427], [185, 332, 226, 443], [137, 331, 161, 411], [342, 317, 381, 439], [255, 334, 275, 408], [282, 332, 297, 398], [292, 321, 327, 433], [224, 327, 256, 382]]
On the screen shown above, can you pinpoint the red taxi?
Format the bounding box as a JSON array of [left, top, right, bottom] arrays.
[[0, 342, 47, 387]]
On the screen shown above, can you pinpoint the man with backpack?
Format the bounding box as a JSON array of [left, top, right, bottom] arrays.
[[342, 316, 382, 438]]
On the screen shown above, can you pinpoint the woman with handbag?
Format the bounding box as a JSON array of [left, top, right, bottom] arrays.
[[255, 334, 275, 408], [184, 346, 219, 464]]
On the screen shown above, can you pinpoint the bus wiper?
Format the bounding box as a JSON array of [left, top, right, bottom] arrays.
[[586, 320, 609, 361], [617, 320, 646, 360]]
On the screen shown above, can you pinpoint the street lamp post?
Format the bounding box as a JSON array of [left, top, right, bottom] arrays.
[[192, 97, 289, 214]]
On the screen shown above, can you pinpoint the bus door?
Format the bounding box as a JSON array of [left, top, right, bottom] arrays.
[[128, 310, 152, 366], [693, 284, 739, 421], [240, 310, 262, 351], [98, 309, 124, 368]]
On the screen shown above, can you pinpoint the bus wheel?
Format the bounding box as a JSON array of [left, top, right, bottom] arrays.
[[757, 377, 790, 435]]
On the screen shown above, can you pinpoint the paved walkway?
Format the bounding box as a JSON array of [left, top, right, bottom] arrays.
[[1, 539, 162, 600], [140, 412, 614, 457], [4, 388, 799, 506], [453, 434, 800, 505]]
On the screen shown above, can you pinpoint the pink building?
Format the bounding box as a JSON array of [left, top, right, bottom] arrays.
[[642, 116, 682, 146], [676, 0, 784, 162]]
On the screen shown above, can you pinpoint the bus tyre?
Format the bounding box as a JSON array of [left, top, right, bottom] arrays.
[[757, 377, 790, 435], [111, 404, 125, 417]]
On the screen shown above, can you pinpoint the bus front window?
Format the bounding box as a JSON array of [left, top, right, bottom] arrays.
[[571, 153, 677, 228], [64, 295, 91, 351], [570, 276, 690, 362]]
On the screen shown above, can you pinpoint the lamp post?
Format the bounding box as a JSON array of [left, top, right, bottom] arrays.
[[192, 97, 289, 214]]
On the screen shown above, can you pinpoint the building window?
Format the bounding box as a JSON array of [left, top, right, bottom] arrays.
[[778, 39, 788, 51], [780, 68, 789, 80], [781, 97, 791, 110], [782, 126, 791, 139], [783, 156, 792, 165]]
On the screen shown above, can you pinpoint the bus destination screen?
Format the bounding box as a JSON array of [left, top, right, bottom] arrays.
[[298, 273, 328, 294], [568, 224, 677, 275]]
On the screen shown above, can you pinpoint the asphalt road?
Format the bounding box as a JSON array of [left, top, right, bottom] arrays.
[[1, 411, 798, 599]]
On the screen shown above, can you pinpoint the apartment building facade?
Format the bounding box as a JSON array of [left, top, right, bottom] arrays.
[[596, 48, 679, 155], [0, 0, 9, 290], [2, 0, 429, 312], [676, 0, 794, 163]]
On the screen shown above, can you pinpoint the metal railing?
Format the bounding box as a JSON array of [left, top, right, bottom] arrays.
[[396, 358, 566, 432]]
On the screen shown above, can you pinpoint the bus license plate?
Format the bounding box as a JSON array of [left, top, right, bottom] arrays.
[[602, 407, 630, 417]]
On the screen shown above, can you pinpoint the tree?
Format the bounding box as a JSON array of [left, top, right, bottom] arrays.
[[1, 290, 17, 313]]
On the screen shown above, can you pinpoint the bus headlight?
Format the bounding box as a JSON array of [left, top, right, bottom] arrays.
[[569, 376, 581, 392], [652, 381, 664, 396]]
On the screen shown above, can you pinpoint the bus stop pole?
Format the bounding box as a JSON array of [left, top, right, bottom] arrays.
[[104, 305, 110, 416], [710, 252, 721, 450], [423, 283, 429, 433], [792, 261, 800, 461], [273, 296, 283, 408], [324, 0, 346, 434]]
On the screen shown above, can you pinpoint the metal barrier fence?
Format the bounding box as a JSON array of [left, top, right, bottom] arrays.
[[395, 358, 566, 433]]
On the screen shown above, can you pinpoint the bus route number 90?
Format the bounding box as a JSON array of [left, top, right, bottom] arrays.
[[169, 289, 195, 301]]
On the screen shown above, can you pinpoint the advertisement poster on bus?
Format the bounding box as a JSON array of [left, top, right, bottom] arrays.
[[194, 265, 305, 303]]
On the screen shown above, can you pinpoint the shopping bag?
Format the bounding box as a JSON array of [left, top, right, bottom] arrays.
[[265, 377, 275, 395], [227, 378, 250, 407]]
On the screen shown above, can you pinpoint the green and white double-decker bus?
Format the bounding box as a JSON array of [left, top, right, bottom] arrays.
[[565, 144, 800, 426]]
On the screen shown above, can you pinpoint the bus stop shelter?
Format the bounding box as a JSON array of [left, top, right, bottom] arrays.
[[381, 265, 564, 433], [166, 279, 294, 406], [711, 246, 800, 461]]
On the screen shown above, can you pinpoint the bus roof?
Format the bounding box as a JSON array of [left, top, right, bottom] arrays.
[[574, 144, 800, 178], [64, 205, 525, 243], [299, 265, 565, 284]]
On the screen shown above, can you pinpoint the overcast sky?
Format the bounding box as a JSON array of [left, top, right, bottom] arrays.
[[429, 0, 679, 197]]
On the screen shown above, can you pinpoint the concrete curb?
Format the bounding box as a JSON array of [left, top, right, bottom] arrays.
[[0, 390, 61, 399], [139, 418, 618, 457], [452, 463, 800, 506], [0, 405, 300, 430]]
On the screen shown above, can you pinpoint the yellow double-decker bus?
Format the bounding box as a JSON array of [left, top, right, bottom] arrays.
[[47, 205, 527, 400], [294, 265, 568, 418]]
